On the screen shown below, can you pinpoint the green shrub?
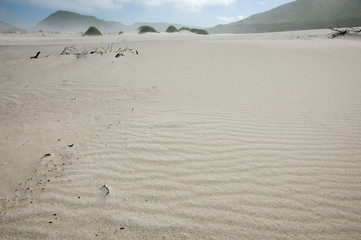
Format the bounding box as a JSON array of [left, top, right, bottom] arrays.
[[138, 25, 158, 34], [84, 26, 102, 36], [179, 27, 209, 35], [179, 27, 191, 32], [194, 29, 209, 35], [166, 25, 178, 33]]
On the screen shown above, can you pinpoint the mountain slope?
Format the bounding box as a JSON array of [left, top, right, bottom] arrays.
[[32, 11, 200, 33], [209, 0, 361, 34], [32, 10, 127, 33], [0, 20, 14, 31]]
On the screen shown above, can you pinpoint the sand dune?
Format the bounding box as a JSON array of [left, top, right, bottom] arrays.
[[0, 31, 361, 239]]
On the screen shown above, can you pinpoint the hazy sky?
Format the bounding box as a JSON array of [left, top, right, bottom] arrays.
[[0, 0, 294, 29]]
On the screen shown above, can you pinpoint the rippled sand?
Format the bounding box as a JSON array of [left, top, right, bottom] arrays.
[[1, 31, 361, 239]]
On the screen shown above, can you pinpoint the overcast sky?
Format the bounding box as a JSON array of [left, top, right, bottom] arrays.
[[0, 0, 294, 29]]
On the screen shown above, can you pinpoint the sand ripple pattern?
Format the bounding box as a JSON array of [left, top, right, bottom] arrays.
[[1, 39, 361, 239]]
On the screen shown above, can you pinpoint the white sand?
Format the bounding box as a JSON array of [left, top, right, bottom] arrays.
[[0, 30, 361, 239]]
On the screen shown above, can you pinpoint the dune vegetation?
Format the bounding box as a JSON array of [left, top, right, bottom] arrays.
[[166, 25, 178, 33], [138, 25, 158, 34], [83, 26, 102, 36], [179, 27, 209, 35]]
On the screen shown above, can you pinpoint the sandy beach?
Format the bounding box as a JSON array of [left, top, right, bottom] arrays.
[[0, 30, 360, 239]]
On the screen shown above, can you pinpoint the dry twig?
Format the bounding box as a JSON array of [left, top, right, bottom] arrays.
[[102, 185, 110, 195], [60, 43, 137, 58], [328, 26, 361, 38]]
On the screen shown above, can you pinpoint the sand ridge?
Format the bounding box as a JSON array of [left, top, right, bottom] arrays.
[[0, 30, 361, 239]]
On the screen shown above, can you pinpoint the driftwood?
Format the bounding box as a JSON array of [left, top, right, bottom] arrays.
[[60, 46, 80, 55], [30, 51, 41, 59], [328, 27, 361, 39], [60, 43, 114, 57], [60, 44, 138, 58], [102, 185, 110, 195], [114, 46, 137, 58]]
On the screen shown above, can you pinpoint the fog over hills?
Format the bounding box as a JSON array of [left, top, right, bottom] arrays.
[[14, 0, 361, 34], [0, 20, 15, 31], [209, 0, 361, 34], [33, 11, 127, 33], [128, 22, 200, 32], [32, 10, 199, 33]]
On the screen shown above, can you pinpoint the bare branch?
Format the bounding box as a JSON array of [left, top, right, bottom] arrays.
[[61, 46, 79, 55], [60, 44, 138, 58], [328, 26, 361, 39]]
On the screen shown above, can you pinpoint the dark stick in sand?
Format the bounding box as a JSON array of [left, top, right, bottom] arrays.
[[30, 51, 41, 59]]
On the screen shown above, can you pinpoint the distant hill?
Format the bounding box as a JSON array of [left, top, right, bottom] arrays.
[[32, 10, 127, 33], [0, 20, 14, 31], [32, 10, 199, 33], [209, 0, 361, 34]]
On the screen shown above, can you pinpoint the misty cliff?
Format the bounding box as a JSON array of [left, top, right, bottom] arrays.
[[209, 0, 361, 34]]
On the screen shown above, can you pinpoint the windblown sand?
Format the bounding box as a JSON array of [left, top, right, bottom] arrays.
[[0, 30, 360, 239]]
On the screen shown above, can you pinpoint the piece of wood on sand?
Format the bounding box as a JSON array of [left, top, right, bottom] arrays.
[[30, 51, 41, 59]]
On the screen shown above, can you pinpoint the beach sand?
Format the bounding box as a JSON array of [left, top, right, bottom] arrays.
[[0, 30, 360, 239]]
